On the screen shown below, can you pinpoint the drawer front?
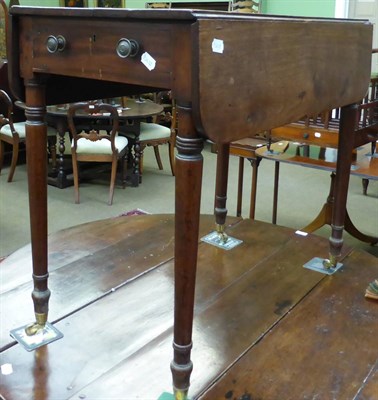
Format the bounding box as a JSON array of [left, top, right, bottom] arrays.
[[20, 16, 174, 89]]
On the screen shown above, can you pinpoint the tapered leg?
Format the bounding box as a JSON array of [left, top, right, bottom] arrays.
[[249, 156, 261, 220], [171, 103, 203, 399], [7, 139, 19, 182], [108, 156, 117, 205], [153, 145, 163, 170], [214, 143, 230, 242], [324, 103, 358, 269], [272, 161, 280, 224], [362, 178, 369, 195], [168, 136, 176, 176], [24, 80, 50, 335], [71, 152, 80, 204], [236, 157, 244, 217], [0, 139, 4, 174]]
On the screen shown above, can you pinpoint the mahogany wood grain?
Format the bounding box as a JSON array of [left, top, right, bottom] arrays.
[[0, 215, 240, 351], [195, 18, 372, 142], [272, 122, 339, 148], [199, 248, 378, 400], [214, 143, 230, 226], [0, 216, 362, 400], [7, 7, 374, 397]]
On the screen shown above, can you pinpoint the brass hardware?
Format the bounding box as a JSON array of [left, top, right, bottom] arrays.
[[46, 35, 66, 53], [216, 223, 228, 244], [174, 388, 189, 400], [322, 254, 337, 270], [24, 312, 47, 336], [116, 38, 139, 58]]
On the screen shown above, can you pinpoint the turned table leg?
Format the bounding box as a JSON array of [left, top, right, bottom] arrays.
[[24, 80, 50, 335], [171, 103, 204, 399], [324, 103, 358, 269], [248, 156, 261, 220], [214, 143, 230, 242]]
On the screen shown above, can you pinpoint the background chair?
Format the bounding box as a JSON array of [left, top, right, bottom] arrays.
[[229, 0, 261, 13], [145, 2, 171, 8], [122, 94, 176, 177], [67, 101, 128, 205], [0, 89, 57, 182]]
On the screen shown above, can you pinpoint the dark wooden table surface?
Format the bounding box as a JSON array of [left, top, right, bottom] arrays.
[[7, 6, 374, 398], [1, 214, 377, 400]]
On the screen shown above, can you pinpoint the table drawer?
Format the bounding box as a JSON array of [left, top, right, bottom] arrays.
[[20, 17, 174, 89]]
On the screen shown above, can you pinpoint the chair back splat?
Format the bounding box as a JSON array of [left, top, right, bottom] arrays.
[[67, 101, 129, 205]]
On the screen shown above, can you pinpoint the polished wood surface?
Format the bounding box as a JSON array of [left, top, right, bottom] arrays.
[[0, 215, 240, 350], [46, 98, 163, 119], [7, 6, 374, 398], [9, 8, 371, 117], [199, 244, 378, 400], [1, 215, 377, 399]]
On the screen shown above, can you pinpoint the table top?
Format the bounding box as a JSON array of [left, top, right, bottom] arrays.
[[16, 98, 164, 120], [8, 7, 373, 142]]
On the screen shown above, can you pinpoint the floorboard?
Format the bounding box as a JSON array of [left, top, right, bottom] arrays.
[[0, 214, 377, 400], [199, 248, 378, 400], [0, 215, 240, 350]]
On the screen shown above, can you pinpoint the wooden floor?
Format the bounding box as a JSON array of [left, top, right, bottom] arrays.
[[0, 214, 377, 400]]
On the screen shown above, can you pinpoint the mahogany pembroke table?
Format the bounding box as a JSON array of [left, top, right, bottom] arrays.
[[7, 6, 373, 399]]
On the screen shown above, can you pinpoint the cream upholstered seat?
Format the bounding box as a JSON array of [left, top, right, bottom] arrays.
[[75, 135, 128, 155], [122, 97, 176, 176], [67, 101, 128, 205], [0, 89, 57, 182], [126, 120, 175, 173], [139, 121, 171, 140]]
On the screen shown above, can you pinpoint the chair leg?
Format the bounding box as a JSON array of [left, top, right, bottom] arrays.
[[0, 140, 4, 175], [362, 178, 369, 195], [127, 144, 133, 169], [236, 157, 244, 217], [168, 140, 175, 176], [71, 154, 80, 204], [7, 141, 19, 182], [121, 154, 127, 189], [153, 145, 164, 170], [108, 157, 118, 205], [48, 136, 57, 170], [139, 152, 144, 175]]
